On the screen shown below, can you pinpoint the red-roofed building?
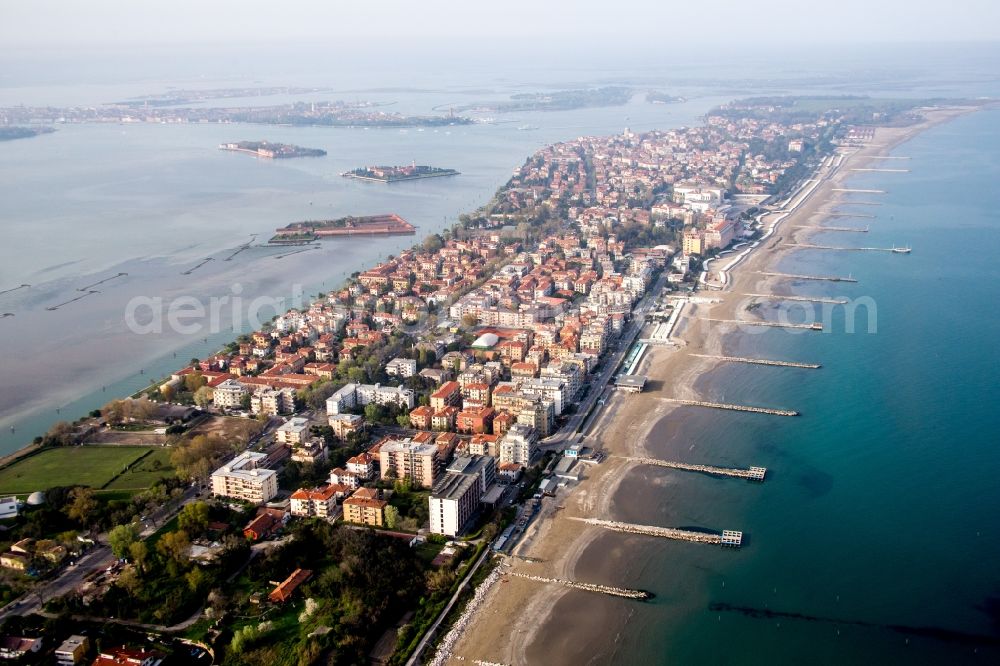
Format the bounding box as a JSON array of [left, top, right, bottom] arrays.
[[91, 646, 164, 666], [289, 484, 342, 518], [243, 512, 279, 541], [457, 406, 495, 435], [408, 405, 435, 430], [269, 568, 313, 603], [343, 489, 387, 526], [493, 410, 516, 436], [430, 381, 462, 410], [431, 406, 459, 431]]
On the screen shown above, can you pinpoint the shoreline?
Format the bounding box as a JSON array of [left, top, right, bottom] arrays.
[[445, 106, 977, 665]]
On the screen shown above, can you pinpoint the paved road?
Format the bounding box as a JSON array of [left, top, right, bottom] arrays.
[[542, 273, 667, 452], [0, 484, 200, 623], [404, 544, 492, 666]]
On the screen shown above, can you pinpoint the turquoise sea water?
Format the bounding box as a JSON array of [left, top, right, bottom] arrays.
[[558, 109, 1000, 664]]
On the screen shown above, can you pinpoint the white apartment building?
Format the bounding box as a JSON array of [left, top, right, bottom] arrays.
[[211, 451, 277, 504], [429, 455, 497, 537], [275, 416, 310, 445], [250, 388, 296, 417], [379, 439, 440, 488], [385, 357, 418, 378], [212, 379, 247, 409], [520, 377, 566, 416], [356, 383, 415, 410], [499, 424, 539, 467], [326, 383, 415, 416], [289, 485, 339, 518]]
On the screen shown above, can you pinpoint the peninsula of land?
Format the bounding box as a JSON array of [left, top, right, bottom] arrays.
[[219, 141, 326, 158], [2, 100, 473, 128], [0, 91, 979, 666], [0, 126, 56, 142], [445, 105, 976, 666], [341, 164, 459, 183]]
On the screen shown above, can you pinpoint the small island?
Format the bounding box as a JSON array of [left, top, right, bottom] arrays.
[[0, 126, 56, 142], [646, 91, 685, 104], [271, 214, 416, 243], [219, 140, 326, 159], [342, 164, 459, 183], [452, 86, 633, 113]]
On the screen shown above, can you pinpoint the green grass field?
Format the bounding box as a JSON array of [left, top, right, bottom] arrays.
[[0, 446, 161, 495], [104, 447, 175, 491]]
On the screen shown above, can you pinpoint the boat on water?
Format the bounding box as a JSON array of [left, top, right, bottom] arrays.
[[517, 124, 539, 131], [891, 245, 912, 254]]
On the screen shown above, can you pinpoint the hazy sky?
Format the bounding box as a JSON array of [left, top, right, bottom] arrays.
[[3, 0, 1000, 50]]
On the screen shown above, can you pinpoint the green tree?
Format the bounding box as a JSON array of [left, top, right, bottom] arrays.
[[186, 567, 209, 593], [116, 565, 142, 596], [43, 421, 76, 447], [364, 403, 385, 423], [128, 540, 149, 572], [422, 234, 444, 253], [177, 501, 209, 536], [184, 372, 207, 393], [64, 487, 98, 526], [384, 505, 400, 530], [156, 529, 191, 566], [101, 399, 128, 426], [108, 523, 140, 560], [193, 385, 214, 408]]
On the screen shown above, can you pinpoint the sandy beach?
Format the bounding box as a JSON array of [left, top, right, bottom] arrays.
[[443, 106, 976, 666]]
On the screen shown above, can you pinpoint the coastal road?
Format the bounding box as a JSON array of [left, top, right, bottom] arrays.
[[405, 544, 493, 666], [541, 273, 667, 452]]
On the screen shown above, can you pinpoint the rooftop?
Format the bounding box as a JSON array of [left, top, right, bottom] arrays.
[[431, 470, 481, 502], [213, 451, 275, 481], [614, 374, 647, 389]]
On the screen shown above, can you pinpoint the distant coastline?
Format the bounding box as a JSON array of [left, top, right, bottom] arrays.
[[341, 164, 459, 183], [0, 126, 55, 142]]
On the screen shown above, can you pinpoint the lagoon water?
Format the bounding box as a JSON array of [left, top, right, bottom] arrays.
[[556, 109, 1000, 664], [0, 83, 727, 454]]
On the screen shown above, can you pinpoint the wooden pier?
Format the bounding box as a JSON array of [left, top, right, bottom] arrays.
[[696, 317, 823, 331], [832, 188, 886, 194], [621, 456, 767, 481], [571, 518, 743, 548], [688, 353, 820, 369], [782, 243, 910, 254], [743, 293, 848, 305], [758, 271, 857, 283], [504, 571, 651, 600], [793, 225, 868, 232], [660, 397, 799, 417]]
